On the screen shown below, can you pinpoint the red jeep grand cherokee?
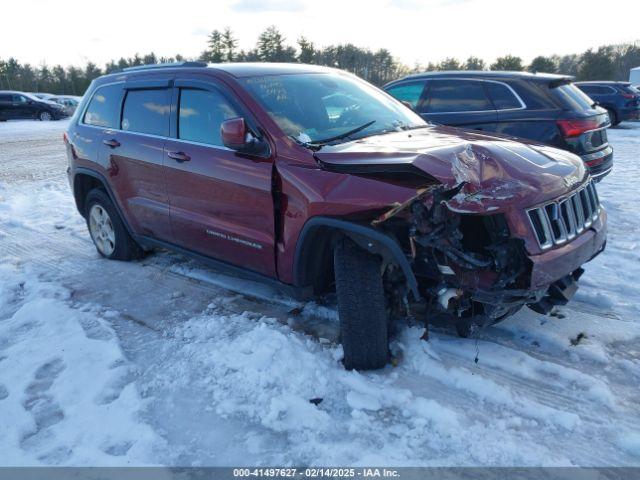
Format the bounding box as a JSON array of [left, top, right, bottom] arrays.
[[64, 62, 607, 370]]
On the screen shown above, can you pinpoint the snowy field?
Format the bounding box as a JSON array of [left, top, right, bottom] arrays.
[[0, 119, 639, 467]]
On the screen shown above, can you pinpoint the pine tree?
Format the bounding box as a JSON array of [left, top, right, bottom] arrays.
[[204, 30, 225, 62], [528, 56, 557, 73], [464, 56, 485, 70], [578, 47, 615, 80], [297, 36, 315, 64], [222, 27, 238, 62], [490, 55, 524, 71], [256, 26, 294, 62]]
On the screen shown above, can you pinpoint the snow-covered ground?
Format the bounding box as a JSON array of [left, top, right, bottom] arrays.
[[1, 119, 639, 466]]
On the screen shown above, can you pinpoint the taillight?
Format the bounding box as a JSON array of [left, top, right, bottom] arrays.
[[63, 132, 68, 143], [556, 118, 600, 138], [621, 92, 635, 99]]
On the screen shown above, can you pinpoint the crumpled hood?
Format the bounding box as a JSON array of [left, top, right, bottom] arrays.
[[314, 125, 587, 212]]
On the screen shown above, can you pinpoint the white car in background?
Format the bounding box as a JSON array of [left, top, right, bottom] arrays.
[[48, 95, 83, 115]]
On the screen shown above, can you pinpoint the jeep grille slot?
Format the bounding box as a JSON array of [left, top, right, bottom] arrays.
[[527, 181, 601, 250]]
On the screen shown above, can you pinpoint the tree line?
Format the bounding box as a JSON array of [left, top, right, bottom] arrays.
[[1, 26, 638, 95]]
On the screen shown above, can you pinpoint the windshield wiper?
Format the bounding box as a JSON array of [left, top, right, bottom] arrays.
[[308, 120, 376, 147], [400, 124, 430, 131]]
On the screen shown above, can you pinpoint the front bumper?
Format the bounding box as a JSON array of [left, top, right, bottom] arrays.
[[581, 145, 613, 180], [528, 208, 607, 289]]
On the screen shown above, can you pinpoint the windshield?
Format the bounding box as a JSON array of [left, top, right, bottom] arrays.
[[241, 73, 426, 145]]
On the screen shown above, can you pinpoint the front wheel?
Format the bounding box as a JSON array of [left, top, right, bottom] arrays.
[[334, 237, 389, 370]]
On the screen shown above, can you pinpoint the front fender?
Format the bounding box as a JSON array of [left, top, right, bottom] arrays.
[[293, 216, 420, 300]]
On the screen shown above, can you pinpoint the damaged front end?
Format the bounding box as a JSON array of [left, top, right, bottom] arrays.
[[371, 183, 583, 332], [314, 129, 605, 333]]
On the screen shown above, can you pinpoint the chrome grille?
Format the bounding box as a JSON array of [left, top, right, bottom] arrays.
[[527, 181, 601, 250]]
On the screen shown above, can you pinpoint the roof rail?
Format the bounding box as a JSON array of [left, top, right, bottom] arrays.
[[122, 61, 208, 72]]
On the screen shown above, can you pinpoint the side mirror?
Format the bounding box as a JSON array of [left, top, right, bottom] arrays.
[[221, 117, 268, 156], [221, 117, 247, 150], [401, 100, 414, 111]]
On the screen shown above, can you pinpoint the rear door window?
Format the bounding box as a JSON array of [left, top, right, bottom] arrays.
[[121, 88, 170, 136], [422, 80, 493, 113], [485, 82, 523, 110], [178, 88, 240, 146], [83, 84, 123, 128], [385, 82, 426, 109]]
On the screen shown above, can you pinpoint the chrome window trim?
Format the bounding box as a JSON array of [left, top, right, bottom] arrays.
[[78, 123, 235, 153], [419, 78, 527, 115]]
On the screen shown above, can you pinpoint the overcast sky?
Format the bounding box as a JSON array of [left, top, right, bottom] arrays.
[[2, 0, 638, 67]]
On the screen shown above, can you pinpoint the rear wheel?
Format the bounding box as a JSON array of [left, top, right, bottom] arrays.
[[85, 189, 143, 261], [334, 237, 389, 370]]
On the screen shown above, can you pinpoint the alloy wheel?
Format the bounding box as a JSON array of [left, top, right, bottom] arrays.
[[88, 204, 116, 256]]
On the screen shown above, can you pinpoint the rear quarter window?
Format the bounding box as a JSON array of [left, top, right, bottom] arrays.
[[550, 83, 594, 110], [385, 82, 426, 108], [83, 84, 123, 128]]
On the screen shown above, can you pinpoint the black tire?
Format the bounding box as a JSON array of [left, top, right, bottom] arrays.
[[84, 188, 144, 261], [334, 237, 389, 370], [606, 108, 619, 127]]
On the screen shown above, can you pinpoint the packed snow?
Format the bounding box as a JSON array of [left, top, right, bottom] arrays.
[[1, 119, 639, 466]]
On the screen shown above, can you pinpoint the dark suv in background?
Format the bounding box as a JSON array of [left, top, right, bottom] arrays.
[[575, 81, 640, 126], [0, 90, 69, 121], [384, 71, 613, 180]]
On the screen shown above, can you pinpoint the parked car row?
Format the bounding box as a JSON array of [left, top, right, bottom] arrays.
[[0, 91, 72, 121], [574, 81, 640, 125], [4, 72, 636, 183], [64, 62, 608, 369], [30, 92, 84, 113]]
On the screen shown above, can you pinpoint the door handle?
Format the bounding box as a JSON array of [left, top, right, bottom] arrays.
[[167, 151, 191, 162], [103, 138, 121, 148]]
